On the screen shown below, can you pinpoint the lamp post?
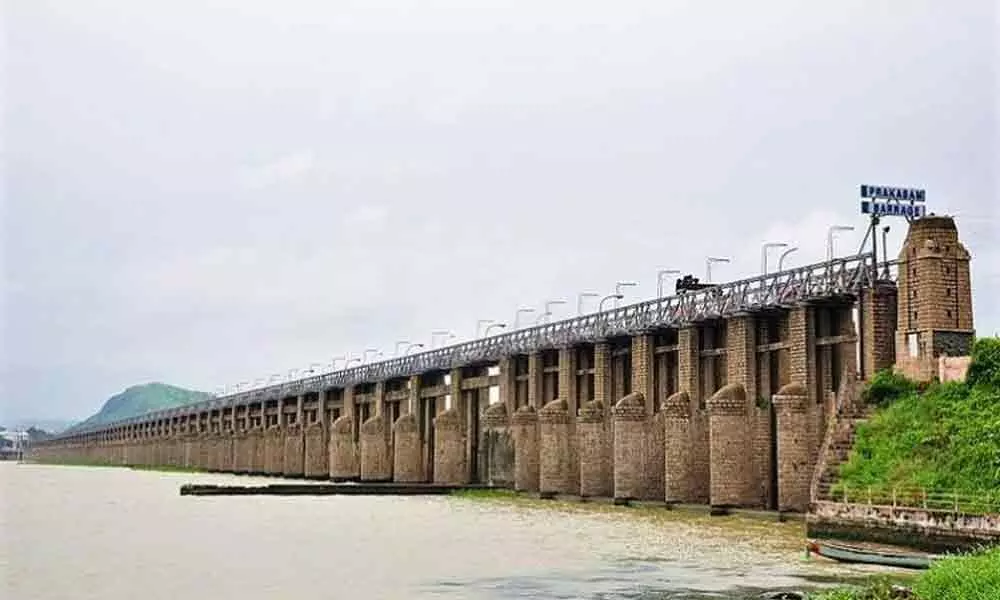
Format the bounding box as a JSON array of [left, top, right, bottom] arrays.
[[405, 342, 425, 354], [514, 308, 535, 329], [706, 257, 730, 283], [395, 341, 411, 356], [484, 323, 507, 336], [761, 242, 789, 274], [614, 282, 637, 308], [577, 292, 599, 315], [362, 349, 382, 364], [827, 225, 855, 261], [777, 247, 799, 271], [599, 293, 623, 313], [476, 320, 494, 337], [657, 270, 681, 298], [344, 357, 361, 368], [541, 299, 566, 323]]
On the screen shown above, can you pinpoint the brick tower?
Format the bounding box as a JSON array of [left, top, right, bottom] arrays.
[[894, 215, 974, 379]]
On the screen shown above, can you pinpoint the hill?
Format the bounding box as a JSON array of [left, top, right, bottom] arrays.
[[836, 338, 1000, 496], [69, 383, 214, 431]]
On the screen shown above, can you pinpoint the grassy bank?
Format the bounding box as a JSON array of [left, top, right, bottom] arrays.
[[812, 546, 1000, 600], [835, 338, 1000, 502]]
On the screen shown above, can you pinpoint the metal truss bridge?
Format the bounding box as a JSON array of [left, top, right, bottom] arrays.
[[75, 253, 896, 433]]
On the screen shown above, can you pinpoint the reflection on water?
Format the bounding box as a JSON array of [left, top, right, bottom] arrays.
[[1, 464, 897, 600]]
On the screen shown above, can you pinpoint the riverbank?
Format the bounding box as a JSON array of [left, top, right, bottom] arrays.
[[811, 546, 1000, 599]]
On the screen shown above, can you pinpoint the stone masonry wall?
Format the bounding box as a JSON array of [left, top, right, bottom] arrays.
[[360, 414, 392, 482], [539, 399, 575, 495], [393, 413, 424, 483], [774, 383, 810, 511], [612, 392, 646, 501], [663, 391, 710, 504], [283, 424, 305, 477], [263, 426, 284, 475], [433, 408, 466, 484], [303, 422, 328, 478], [482, 402, 514, 488], [511, 405, 540, 492], [707, 383, 753, 507], [577, 400, 612, 498], [329, 416, 359, 480]]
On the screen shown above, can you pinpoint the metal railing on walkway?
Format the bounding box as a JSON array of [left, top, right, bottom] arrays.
[[64, 253, 895, 436], [819, 483, 1000, 516]]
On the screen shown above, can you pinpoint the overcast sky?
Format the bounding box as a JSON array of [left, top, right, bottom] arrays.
[[3, 1, 997, 423]]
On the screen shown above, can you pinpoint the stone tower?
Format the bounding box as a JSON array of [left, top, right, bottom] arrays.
[[894, 215, 974, 379]]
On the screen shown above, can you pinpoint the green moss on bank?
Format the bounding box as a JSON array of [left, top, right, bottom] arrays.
[[835, 339, 1000, 502]]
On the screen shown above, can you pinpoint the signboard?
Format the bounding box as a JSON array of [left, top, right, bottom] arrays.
[[860, 185, 925, 202], [859, 184, 927, 219], [860, 200, 926, 218]]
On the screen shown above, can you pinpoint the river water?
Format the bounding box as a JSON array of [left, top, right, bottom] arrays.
[[1, 463, 894, 599]]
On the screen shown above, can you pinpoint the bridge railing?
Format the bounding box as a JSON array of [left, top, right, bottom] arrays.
[[61, 253, 896, 437], [819, 482, 1000, 516]]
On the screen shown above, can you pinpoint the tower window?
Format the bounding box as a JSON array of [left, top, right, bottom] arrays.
[[912, 311, 918, 321], [946, 309, 953, 318], [946, 288, 952, 297]]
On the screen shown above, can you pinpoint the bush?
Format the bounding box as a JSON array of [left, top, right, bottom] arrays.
[[838, 379, 1000, 495], [913, 547, 1000, 600], [862, 369, 918, 407], [967, 337, 1000, 390]]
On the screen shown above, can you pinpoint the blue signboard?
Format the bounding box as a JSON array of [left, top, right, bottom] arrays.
[[860, 185, 926, 202], [860, 201, 926, 218]]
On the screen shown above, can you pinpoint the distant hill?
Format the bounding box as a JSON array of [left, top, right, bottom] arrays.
[[68, 383, 213, 431]]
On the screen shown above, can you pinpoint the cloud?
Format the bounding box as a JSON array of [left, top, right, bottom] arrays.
[[4, 0, 996, 423], [344, 204, 389, 229], [235, 150, 316, 190]]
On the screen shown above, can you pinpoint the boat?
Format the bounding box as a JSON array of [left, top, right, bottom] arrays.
[[807, 539, 940, 570]]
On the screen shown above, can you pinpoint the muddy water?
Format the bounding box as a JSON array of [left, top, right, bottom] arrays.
[[0, 463, 897, 599]]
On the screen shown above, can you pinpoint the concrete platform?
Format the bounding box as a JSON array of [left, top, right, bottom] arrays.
[[179, 483, 487, 496]]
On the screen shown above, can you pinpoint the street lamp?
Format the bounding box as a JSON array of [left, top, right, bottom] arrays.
[[706, 257, 730, 283], [344, 357, 362, 368], [657, 270, 681, 298], [599, 293, 623, 313], [331, 355, 346, 371], [484, 323, 507, 336], [363, 349, 382, 363], [475, 320, 494, 337], [542, 299, 567, 322], [514, 308, 535, 329], [761, 242, 789, 274], [536, 312, 552, 325], [614, 281, 637, 308], [306, 362, 323, 375], [577, 292, 599, 315], [777, 247, 799, 271], [394, 341, 411, 356], [827, 225, 855, 261], [269, 374, 282, 384], [405, 342, 425, 354]]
